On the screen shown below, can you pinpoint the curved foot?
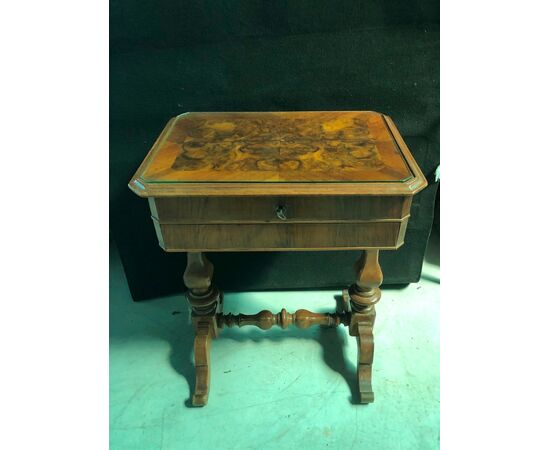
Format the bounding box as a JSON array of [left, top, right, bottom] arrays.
[[356, 319, 375, 404], [192, 322, 212, 407]]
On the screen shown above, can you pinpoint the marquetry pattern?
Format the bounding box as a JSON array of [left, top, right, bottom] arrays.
[[129, 112, 428, 408], [139, 111, 413, 183]]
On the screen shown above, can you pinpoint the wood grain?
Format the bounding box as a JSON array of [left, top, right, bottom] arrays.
[[128, 111, 428, 407], [128, 111, 427, 197], [141, 112, 411, 183], [183, 252, 222, 406], [348, 250, 382, 403], [191, 321, 212, 407], [153, 221, 406, 251], [183, 252, 213, 296], [218, 309, 350, 330], [149, 195, 411, 224], [349, 250, 383, 313], [356, 319, 375, 403]]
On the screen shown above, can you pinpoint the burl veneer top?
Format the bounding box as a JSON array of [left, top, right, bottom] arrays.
[[129, 111, 427, 197]]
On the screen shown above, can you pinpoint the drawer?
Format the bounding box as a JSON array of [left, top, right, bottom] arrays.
[[152, 219, 409, 252], [149, 196, 411, 224]]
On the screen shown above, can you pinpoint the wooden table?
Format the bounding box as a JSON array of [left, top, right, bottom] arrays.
[[129, 111, 427, 406]]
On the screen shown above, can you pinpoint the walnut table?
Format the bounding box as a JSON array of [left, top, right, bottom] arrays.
[[129, 111, 427, 406]]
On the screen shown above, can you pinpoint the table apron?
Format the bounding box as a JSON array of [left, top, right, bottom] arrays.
[[148, 196, 411, 224], [152, 219, 409, 252]]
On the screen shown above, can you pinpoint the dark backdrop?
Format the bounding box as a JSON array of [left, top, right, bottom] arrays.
[[110, 1, 440, 300]]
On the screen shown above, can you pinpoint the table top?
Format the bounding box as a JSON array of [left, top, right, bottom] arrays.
[[129, 111, 427, 197]]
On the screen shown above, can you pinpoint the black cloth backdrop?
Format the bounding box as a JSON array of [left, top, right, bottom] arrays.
[[110, 0, 440, 300]]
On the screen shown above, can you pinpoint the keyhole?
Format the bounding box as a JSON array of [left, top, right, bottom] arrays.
[[276, 205, 288, 220]]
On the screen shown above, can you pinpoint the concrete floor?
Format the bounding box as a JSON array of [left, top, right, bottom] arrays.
[[110, 233, 439, 450]]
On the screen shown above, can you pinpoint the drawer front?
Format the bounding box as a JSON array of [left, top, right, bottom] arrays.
[[153, 220, 408, 252], [149, 196, 411, 224]]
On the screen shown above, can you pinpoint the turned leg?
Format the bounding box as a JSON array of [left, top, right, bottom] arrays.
[[348, 250, 383, 404], [183, 252, 221, 407]]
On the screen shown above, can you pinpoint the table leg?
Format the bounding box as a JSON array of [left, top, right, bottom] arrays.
[[191, 316, 216, 406], [184, 252, 221, 407], [348, 250, 383, 404]]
